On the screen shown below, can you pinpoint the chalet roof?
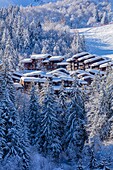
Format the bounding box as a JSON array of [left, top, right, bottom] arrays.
[[78, 79, 88, 85], [52, 77, 61, 82], [53, 85, 61, 91], [69, 70, 87, 75], [86, 69, 105, 75], [23, 70, 45, 77], [66, 58, 73, 62], [21, 58, 32, 63], [61, 77, 74, 81], [20, 77, 46, 83], [49, 56, 64, 61], [12, 75, 21, 80], [31, 54, 51, 60], [81, 75, 94, 81], [90, 59, 111, 67], [77, 72, 92, 78], [84, 56, 104, 64], [72, 52, 89, 59], [99, 61, 113, 68], [14, 83, 23, 88], [42, 59, 49, 63], [47, 68, 69, 76], [13, 70, 37, 77], [78, 54, 95, 62], [57, 62, 68, 66]]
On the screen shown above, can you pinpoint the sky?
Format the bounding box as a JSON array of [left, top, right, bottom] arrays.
[[0, 0, 36, 7]]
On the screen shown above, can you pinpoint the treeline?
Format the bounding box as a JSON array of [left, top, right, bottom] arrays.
[[24, 0, 112, 28], [0, 5, 85, 70]]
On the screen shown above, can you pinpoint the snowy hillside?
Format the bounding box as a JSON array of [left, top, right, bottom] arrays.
[[78, 23, 113, 59]]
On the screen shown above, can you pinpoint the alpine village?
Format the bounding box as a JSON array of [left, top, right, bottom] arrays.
[[1, 0, 113, 169]]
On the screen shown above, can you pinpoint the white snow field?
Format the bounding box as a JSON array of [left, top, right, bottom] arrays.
[[78, 23, 113, 60]]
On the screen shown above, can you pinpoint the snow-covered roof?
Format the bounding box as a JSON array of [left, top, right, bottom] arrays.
[[78, 79, 88, 85], [84, 56, 104, 64], [12, 75, 21, 80], [86, 69, 105, 75], [14, 83, 23, 88], [31, 54, 51, 60], [47, 68, 69, 75], [81, 75, 94, 80], [52, 77, 61, 82], [53, 85, 61, 91], [23, 70, 45, 77], [49, 56, 64, 61], [99, 61, 113, 68], [72, 52, 89, 59], [21, 58, 32, 63], [77, 72, 92, 78], [61, 77, 74, 81], [69, 70, 87, 75], [66, 58, 73, 62], [91, 59, 111, 67], [42, 59, 49, 63], [13, 70, 37, 77], [20, 77, 46, 83], [78, 54, 95, 61], [57, 62, 68, 66]]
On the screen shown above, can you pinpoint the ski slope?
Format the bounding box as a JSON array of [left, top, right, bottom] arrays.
[[78, 23, 113, 60]]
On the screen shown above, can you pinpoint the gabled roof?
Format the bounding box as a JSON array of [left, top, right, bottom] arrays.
[[20, 77, 46, 83], [23, 70, 45, 77], [72, 52, 89, 59], [91, 59, 111, 67], [78, 54, 95, 62], [86, 69, 105, 75], [31, 54, 51, 60], [21, 58, 32, 63], [99, 61, 113, 68], [49, 56, 64, 61], [84, 56, 104, 64]]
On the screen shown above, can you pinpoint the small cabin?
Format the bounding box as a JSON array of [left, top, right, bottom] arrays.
[[31, 54, 52, 70], [20, 77, 46, 90], [46, 56, 64, 71], [21, 58, 33, 70]]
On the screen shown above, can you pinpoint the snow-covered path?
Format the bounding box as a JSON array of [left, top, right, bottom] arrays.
[[78, 24, 113, 59]]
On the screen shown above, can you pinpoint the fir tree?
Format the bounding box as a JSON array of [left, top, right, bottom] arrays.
[[38, 82, 61, 159], [28, 83, 40, 146]]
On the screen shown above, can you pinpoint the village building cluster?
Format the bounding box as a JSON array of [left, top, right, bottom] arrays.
[[3, 51, 113, 92]]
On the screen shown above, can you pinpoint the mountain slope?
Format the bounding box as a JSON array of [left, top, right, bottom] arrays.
[[78, 23, 113, 59]]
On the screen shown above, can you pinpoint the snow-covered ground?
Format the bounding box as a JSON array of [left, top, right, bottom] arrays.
[[78, 23, 113, 60]]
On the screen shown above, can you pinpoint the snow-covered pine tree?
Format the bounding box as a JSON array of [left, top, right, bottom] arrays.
[[57, 81, 68, 151], [2, 59, 16, 105], [3, 36, 18, 71], [64, 77, 87, 162], [0, 64, 30, 170], [28, 83, 40, 146], [38, 81, 61, 159]]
